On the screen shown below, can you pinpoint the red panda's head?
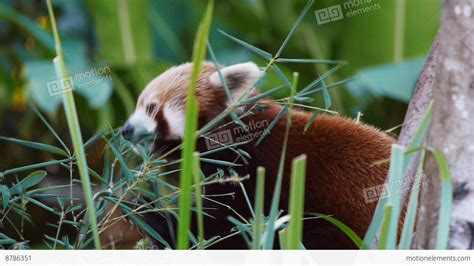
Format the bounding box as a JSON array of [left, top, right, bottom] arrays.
[[121, 61, 262, 147]]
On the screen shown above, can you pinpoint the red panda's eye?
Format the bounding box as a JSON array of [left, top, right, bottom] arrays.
[[146, 103, 157, 115]]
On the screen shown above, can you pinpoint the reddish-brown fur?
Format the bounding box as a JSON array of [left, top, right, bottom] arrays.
[[136, 62, 395, 249]]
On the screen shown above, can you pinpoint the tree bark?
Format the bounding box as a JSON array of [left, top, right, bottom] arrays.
[[413, 0, 474, 249], [397, 35, 438, 204]]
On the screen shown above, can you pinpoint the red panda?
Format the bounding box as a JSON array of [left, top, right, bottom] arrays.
[[122, 61, 394, 249]]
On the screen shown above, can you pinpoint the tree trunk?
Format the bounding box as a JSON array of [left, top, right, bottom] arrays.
[[413, 0, 474, 249]]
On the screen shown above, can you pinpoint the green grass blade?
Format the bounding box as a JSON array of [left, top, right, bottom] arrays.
[[310, 213, 367, 249], [285, 154, 307, 250], [263, 72, 298, 249], [385, 144, 406, 249], [378, 204, 393, 249], [177, 0, 213, 250], [274, 0, 314, 58], [430, 150, 452, 249], [46, 0, 101, 249], [192, 152, 205, 249], [252, 167, 265, 249], [0, 136, 68, 157], [399, 150, 425, 249], [218, 30, 272, 60]]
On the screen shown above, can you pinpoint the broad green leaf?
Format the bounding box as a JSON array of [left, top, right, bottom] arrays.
[[23, 41, 113, 113], [346, 59, 425, 103]]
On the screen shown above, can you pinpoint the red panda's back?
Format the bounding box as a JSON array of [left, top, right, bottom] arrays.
[[243, 104, 394, 248]]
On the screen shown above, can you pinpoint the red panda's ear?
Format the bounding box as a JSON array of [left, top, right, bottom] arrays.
[[209, 62, 262, 101]]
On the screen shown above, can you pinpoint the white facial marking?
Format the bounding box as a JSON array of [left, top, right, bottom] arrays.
[[128, 108, 157, 134], [163, 103, 185, 138]]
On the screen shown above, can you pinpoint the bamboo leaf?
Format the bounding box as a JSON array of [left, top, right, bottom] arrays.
[[299, 63, 346, 94], [12, 170, 47, 194], [0, 136, 68, 157], [320, 79, 332, 109], [274, 0, 314, 58], [218, 30, 272, 60], [1, 158, 73, 177], [27, 101, 69, 153], [242, 85, 286, 104], [0, 185, 10, 211], [273, 65, 291, 89], [276, 58, 347, 65], [254, 106, 288, 146], [304, 111, 318, 132]]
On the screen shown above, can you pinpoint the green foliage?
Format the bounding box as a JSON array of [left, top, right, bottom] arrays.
[[0, 0, 450, 252], [284, 154, 307, 250], [46, 0, 101, 249], [177, 0, 214, 250]]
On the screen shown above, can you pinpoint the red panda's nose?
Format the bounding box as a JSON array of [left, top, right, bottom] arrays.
[[121, 123, 135, 141]]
